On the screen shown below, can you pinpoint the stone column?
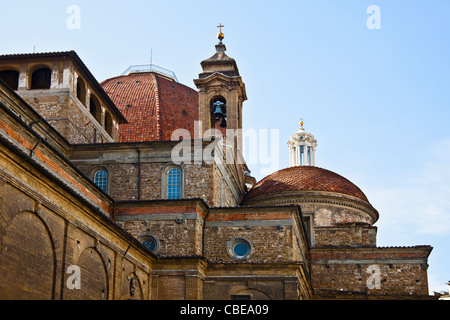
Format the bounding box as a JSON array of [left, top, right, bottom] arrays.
[[289, 144, 295, 167], [18, 63, 28, 90]]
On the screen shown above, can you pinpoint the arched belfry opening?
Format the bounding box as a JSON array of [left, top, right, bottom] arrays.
[[30, 67, 51, 89], [0, 70, 19, 90], [89, 95, 102, 123], [76, 77, 87, 106], [210, 96, 227, 129]]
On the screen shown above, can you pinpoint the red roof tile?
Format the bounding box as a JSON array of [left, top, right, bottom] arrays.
[[101, 72, 198, 142], [244, 166, 369, 203]]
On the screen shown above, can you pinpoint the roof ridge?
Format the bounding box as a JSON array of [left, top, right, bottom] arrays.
[[0, 50, 76, 59], [153, 73, 163, 140]]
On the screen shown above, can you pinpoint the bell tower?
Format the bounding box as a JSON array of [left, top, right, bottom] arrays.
[[193, 25, 249, 205], [193, 24, 247, 145]]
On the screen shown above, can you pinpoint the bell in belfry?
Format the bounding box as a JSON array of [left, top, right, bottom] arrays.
[[212, 101, 226, 120]]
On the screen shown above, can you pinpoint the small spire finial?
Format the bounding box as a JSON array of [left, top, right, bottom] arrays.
[[300, 118, 304, 129], [217, 23, 225, 43]]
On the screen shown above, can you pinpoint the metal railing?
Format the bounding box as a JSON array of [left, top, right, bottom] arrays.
[[121, 64, 178, 82]]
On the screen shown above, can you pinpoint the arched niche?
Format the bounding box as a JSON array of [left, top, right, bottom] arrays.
[[68, 247, 108, 300], [0, 211, 56, 300]]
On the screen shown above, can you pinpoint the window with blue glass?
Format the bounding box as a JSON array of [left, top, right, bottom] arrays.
[[141, 234, 159, 252], [227, 238, 252, 260], [233, 243, 250, 259], [167, 168, 182, 199], [93, 170, 108, 193]]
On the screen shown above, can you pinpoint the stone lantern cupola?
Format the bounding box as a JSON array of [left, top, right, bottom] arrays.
[[288, 119, 317, 167]]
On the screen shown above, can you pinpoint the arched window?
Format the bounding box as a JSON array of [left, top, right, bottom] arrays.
[[167, 168, 182, 199], [93, 169, 108, 193], [0, 70, 19, 90], [162, 164, 183, 200], [89, 95, 102, 123], [76, 77, 86, 105], [90, 97, 97, 118], [30, 68, 51, 89], [104, 111, 113, 137]]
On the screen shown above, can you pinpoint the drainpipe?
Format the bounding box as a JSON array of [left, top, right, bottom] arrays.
[[137, 145, 141, 200], [30, 137, 42, 158], [29, 118, 44, 158]]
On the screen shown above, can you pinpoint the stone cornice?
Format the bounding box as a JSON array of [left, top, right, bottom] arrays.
[[244, 190, 379, 224]]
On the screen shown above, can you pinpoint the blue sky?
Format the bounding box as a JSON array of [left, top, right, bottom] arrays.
[[1, 0, 449, 294]]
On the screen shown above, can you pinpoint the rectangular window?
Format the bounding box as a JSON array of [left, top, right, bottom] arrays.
[[300, 146, 304, 165]]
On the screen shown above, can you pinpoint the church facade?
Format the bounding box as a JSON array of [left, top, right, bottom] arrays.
[[0, 31, 433, 300]]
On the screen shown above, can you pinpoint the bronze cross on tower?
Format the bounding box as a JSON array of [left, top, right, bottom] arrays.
[[217, 23, 225, 42]]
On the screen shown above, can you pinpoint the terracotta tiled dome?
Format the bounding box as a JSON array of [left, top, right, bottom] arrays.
[[244, 166, 369, 203], [101, 72, 198, 143]]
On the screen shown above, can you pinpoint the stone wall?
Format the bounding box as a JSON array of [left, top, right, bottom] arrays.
[[77, 161, 215, 204], [310, 247, 432, 298], [203, 207, 308, 264], [72, 142, 223, 206], [116, 202, 205, 257], [204, 225, 296, 263], [22, 91, 89, 144], [314, 223, 377, 248]]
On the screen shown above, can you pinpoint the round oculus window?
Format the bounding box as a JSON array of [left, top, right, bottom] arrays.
[[227, 238, 252, 260], [140, 234, 159, 252], [233, 243, 249, 258]]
